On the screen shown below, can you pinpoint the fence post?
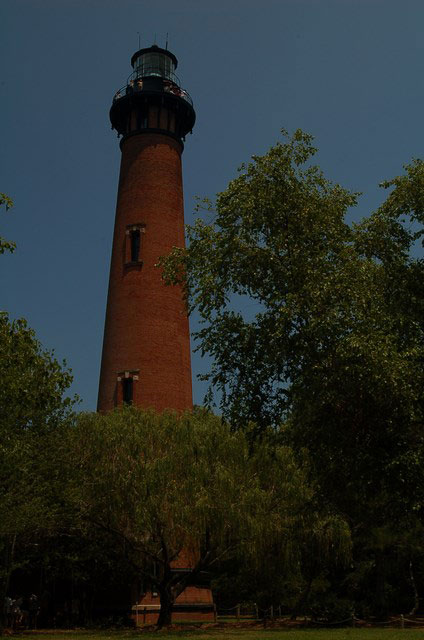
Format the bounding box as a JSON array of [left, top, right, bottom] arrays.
[[236, 604, 240, 621], [143, 607, 146, 624], [270, 605, 274, 620], [352, 614, 355, 627], [135, 605, 138, 627], [401, 614, 405, 629], [278, 605, 281, 618], [213, 603, 217, 623]]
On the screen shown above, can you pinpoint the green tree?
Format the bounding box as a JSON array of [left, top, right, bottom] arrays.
[[161, 131, 424, 615], [161, 129, 358, 427], [67, 407, 348, 627], [287, 158, 424, 615], [0, 192, 77, 630], [0, 313, 76, 630]]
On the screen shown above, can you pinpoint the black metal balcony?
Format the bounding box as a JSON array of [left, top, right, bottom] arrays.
[[112, 67, 193, 107]]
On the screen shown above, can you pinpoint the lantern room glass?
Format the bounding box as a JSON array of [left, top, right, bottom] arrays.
[[134, 52, 175, 80]]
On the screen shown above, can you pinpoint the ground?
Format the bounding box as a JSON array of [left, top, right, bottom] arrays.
[[16, 630, 424, 640]]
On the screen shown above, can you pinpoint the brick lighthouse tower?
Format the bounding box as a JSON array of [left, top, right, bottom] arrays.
[[98, 44, 195, 413], [98, 45, 214, 623]]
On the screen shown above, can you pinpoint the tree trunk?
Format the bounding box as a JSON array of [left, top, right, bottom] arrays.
[[157, 585, 174, 629], [374, 549, 388, 620], [0, 534, 17, 633], [409, 559, 420, 616]]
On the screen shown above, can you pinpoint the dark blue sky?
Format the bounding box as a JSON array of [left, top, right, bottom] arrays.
[[2, 0, 424, 410]]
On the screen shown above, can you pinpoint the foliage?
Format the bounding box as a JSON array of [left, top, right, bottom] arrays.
[[309, 592, 354, 623], [161, 130, 424, 615], [161, 129, 359, 426], [0, 314, 75, 438], [212, 506, 350, 615], [0, 192, 16, 254], [0, 312, 76, 629], [287, 158, 424, 615], [66, 407, 349, 627]]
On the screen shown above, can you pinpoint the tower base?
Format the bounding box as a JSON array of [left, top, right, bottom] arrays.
[[132, 587, 215, 625]]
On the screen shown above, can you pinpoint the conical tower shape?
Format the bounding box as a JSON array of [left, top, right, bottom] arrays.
[[98, 44, 214, 624], [98, 45, 195, 412]]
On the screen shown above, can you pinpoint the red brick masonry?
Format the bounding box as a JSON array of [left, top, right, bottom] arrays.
[[98, 129, 213, 621], [98, 132, 193, 412]]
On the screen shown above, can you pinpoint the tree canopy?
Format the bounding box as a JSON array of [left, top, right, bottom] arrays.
[[0, 195, 77, 630], [0, 313, 76, 611], [161, 130, 424, 616], [161, 130, 361, 425], [161, 130, 424, 433], [67, 407, 350, 627]]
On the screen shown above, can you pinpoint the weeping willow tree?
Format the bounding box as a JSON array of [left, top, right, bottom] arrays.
[[67, 407, 350, 627]]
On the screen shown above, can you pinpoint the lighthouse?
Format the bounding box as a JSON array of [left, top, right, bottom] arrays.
[[98, 44, 195, 413], [98, 44, 214, 623]]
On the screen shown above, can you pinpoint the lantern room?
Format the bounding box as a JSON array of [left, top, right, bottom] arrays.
[[131, 45, 178, 81]]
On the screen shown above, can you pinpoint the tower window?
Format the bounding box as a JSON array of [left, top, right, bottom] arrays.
[[122, 377, 133, 404], [125, 223, 145, 266], [131, 229, 141, 262], [116, 370, 139, 407]]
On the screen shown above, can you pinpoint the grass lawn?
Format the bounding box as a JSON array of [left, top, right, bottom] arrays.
[[20, 629, 424, 640]]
